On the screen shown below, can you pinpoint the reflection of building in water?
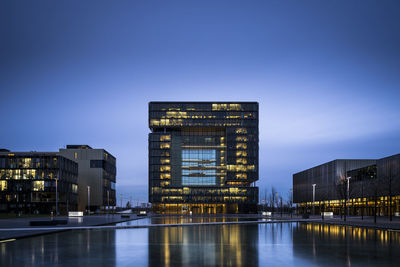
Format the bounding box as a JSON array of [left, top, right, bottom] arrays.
[[148, 224, 259, 267], [149, 216, 242, 224], [0, 229, 116, 266], [148, 102, 259, 214], [292, 223, 400, 265], [293, 154, 400, 216]]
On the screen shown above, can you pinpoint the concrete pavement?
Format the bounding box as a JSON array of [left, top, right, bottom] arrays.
[[0, 214, 139, 240]]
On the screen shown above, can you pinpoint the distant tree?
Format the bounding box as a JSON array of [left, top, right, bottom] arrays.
[[367, 177, 380, 224], [126, 201, 131, 209], [360, 180, 365, 220], [263, 188, 268, 211], [287, 190, 293, 218], [336, 171, 353, 221], [270, 187, 277, 214]]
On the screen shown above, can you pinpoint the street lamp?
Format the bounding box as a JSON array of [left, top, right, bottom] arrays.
[[312, 184, 316, 216], [107, 190, 110, 215], [346, 177, 351, 217], [55, 178, 58, 216], [87, 186, 91, 216]]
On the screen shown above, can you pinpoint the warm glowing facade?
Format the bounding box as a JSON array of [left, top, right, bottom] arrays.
[[0, 150, 78, 214], [293, 154, 400, 216], [0, 145, 117, 215], [149, 102, 259, 214]]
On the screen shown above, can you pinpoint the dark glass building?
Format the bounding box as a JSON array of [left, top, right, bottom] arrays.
[[0, 151, 78, 214], [293, 154, 400, 216], [149, 102, 259, 214]]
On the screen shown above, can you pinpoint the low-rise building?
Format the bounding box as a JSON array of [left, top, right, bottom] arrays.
[[293, 154, 400, 216], [59, 145, 116, 213], [0, 150, 78, 214], [0, 145, 116, 215]]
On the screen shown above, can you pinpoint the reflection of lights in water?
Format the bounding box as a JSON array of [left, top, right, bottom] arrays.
[[69, 217, 83, 224], [299, 223, 400, 244], [154, 223, 250, 266], [86, 230, 90, 252], [1, 244, 6, 257], [164, 228, 170, 267]]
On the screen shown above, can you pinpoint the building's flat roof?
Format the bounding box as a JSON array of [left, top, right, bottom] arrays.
[[293, 159, 377, 176], [0, 151, 58, 156], [149, 101, 258, 104], [66, 145, 93, 149]]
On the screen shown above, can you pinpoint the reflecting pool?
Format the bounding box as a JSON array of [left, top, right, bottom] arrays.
[[1, 222, 400, 266], [115, 215, 268, 226]]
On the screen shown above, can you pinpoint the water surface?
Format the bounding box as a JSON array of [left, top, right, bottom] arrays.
[[1, 221, 400, 266]]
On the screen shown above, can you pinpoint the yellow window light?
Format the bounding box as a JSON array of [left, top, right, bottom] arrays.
[[160, 143, 170, 149], [160, 135, 171, 141]]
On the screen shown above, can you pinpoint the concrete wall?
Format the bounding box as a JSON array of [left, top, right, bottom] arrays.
[[59, 149, 105, 211]]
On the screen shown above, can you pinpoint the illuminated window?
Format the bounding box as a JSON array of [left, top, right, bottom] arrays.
[[236, 136, 248, 142], [74, 152, 78, 159], [13, 170, 21, 180], [236, 143, 247, 149], [236, 151, 247, 157], [227, 165, 249, 172], [235, 128, 247, 134], [150, 119, 160, 126], [32, 181, 44, 191], [235, 173, 247, 179], [248, 165, 255, 170], [160, 158, 170, 164], [0, 181, 7, 191], [212, 103, 241, 111], [160, 166, 171, 172], [160, 173, 171, 179], [160, 143, 170, 149], [27, 169, 36, 179], [181, 149, 217, 186], [227, 181, 243, 185], [236, 158, 247, 164], [160, 181, 170, 187], [160, 135, 171, 141], [166, 111, 188, 118], [72, 184, 78, 193], [23, 158, 32, 168]]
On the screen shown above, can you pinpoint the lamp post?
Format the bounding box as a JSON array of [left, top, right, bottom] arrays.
[[87, 186, 90, 216], [346, 177, 351, 217], [312, 184, 316, 216], [107, 190, 110, 215], [55, 178, 58, 216]]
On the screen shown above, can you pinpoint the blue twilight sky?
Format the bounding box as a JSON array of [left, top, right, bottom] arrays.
[[1, 0, 400, 205]]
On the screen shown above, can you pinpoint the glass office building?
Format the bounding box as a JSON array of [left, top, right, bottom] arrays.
[[0, 151, 78, 214], [293, 154, 400, 216], [149, 102, 259, 214]]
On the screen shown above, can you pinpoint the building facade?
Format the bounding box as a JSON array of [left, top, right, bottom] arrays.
[[149, 102, 259, 214], [293, 154, 400, 216], [59, 145, 116, 212], [0, 150, 78, 214]]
